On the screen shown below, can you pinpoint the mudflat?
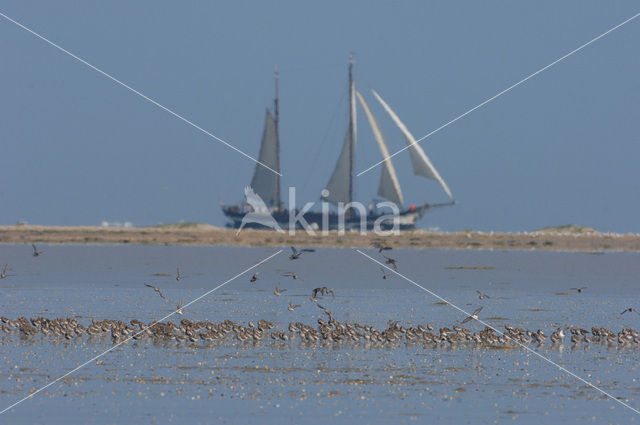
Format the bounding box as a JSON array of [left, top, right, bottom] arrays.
[[1, 224, 638, 251]]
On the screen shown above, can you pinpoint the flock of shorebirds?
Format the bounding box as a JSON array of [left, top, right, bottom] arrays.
[[1, 243, 639, 351], [1, 313, 639, 350]]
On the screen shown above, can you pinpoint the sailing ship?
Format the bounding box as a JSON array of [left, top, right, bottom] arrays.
[[221, 58, 454, 230]]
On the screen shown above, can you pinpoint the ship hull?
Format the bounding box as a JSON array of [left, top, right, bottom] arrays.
[[221, 203, 445, 231]]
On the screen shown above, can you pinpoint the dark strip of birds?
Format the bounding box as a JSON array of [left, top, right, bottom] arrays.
[[2, 315, 638, 349]]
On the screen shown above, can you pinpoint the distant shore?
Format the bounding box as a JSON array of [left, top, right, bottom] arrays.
[[1, 224, 639, 252]]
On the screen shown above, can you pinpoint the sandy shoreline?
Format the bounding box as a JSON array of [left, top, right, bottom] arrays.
[[1, 224, 639, 252]]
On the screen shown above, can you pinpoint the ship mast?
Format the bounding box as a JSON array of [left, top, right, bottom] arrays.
[[274, 66, 280, 124], [274, 66, 281, 208], [321, 54, 358, 207], [348, 53, 355, 204]]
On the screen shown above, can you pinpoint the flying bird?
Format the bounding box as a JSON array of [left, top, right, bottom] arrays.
[[476, 290, 491, 300], [621, 308, 640, 316], [372, 241, 392, 253], [176, 266, 183, 282], [144, 283, 165, 299], [287, 301, 301, 312], [32, 244, 44, 257], [274, 282, 286, 296], [281, 272, 303, 281], [382, 254, 398, 271], [316, 304, 334, 321], [380, 267, 390, 280], [0, 265, 14, 279], [176, 301, 184, 315], [570, 286, 587, 293], [316, 303, 331, 314], [311, 287, 334, 300], [461, 307, 483, 324], [310, 290, 320, 301], [289, 246, 315, 260], [250, 272, 260, 283]]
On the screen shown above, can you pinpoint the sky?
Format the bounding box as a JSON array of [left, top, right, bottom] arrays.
[[1, 1, 639, 233]]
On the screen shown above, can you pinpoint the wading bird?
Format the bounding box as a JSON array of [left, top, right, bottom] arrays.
[[550, 328, 565, 343]]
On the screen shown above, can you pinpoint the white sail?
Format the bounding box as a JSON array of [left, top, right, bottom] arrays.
[[323, 66, 357, 205], [356, 91, 403, 205], [250, 110, 280, 207], [372, 90, 453, 200]]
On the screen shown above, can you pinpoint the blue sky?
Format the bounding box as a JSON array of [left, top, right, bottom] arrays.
[[1, 1, 639, 232]]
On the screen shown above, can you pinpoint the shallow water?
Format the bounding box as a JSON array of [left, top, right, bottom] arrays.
[[0, 244, 639, 424]]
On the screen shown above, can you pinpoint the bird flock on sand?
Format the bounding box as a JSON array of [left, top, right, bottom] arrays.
[[1, 243, 639, 351]]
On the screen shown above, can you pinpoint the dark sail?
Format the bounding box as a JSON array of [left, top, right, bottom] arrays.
[[250, 110, 280, 207]]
